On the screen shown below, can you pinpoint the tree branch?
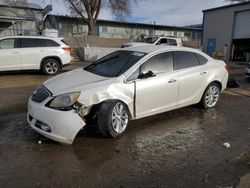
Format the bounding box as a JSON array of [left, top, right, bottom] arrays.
[[67, 0, 87, 22], [94, 0, 101, 23]]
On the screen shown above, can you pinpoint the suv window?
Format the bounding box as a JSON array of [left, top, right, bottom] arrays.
[[40, 39, 59, 47], [21, 38, 40, 48], [0, 39, 15, 49], [20, 38, 59, 48], [140, 52, 173, 75], [173, 51, 200, 70], [195, 53, 208, 65]]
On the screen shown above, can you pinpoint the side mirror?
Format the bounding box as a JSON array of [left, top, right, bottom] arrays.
[[138, 70, 156, 79]]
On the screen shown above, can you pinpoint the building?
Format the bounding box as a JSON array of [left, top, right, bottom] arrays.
[[0, 0, 51, 37], [202, 2, 250, 62], [45, 15, 202, 44]]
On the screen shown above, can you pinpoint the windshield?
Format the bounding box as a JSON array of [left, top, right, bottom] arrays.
[[84, 50, 146, 77]]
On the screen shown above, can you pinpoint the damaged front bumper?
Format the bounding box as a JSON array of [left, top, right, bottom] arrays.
[[27, 97, 86, 144]]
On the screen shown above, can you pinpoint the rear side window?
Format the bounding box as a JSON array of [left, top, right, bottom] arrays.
[[0, 39, 15, 49], [168, 39, 177, 46], [173, 51, 200, 70], [195, 53, 208, 65], [20, 38, 59, 48], [40, 39, 59, 47], [140, 52, 173, 74]]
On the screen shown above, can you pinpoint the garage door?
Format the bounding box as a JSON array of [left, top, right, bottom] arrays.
[[233, 10, 250, 39]]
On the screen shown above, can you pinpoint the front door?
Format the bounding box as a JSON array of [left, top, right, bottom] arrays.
[[134, 52, 179, 118], [0, 38, 21, 71]]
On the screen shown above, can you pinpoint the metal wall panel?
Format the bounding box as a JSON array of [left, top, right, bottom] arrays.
[[233, 10, 250, 39]]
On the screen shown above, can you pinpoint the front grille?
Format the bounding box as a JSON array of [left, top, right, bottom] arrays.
[[31, 85, 51, 103]]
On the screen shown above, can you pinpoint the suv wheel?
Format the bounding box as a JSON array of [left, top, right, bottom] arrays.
[[97, 101, 129, 138], [42, 59, 59, 75]]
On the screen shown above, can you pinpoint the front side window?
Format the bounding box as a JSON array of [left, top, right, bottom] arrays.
[[0, 39, 15, 49], [140, 52, 173, 75], [173, 51, 200, 70], [84, 50, 146, 77]]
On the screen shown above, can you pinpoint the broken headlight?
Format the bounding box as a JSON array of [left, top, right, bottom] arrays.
[[46, 92, 80, 110]]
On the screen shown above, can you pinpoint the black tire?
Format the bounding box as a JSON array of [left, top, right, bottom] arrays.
[[41, 59, 60, 75], [97, 101, 129, 138], [200, 82, 221, 109]]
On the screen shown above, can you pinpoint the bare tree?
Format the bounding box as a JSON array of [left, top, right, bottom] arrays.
[[65, 0, 133, 36]]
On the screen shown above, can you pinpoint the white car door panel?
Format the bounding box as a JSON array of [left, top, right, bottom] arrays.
[[173, 51, 208, 107], [177, 66, 207, 107], [135, 72, 179, 118], [0, 38, 21, 71]]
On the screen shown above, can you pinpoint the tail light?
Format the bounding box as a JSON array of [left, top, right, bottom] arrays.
[[62, 47, 72, 52]]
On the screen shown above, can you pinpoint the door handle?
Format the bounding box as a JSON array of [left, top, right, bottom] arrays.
[[168, 79, 177, 83], [11, 51, 18, 54], [200, 71, 207, 75], [40, 50, 45, 52]]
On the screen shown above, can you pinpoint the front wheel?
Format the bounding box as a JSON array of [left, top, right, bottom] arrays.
[[201, 83, 221, 109], [97, 101, 129, 138]]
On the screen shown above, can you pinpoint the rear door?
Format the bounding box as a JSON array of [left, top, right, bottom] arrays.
[[0, 38, 21, 71], [173, 51, 208, 107], [19, 38, 42, 70]]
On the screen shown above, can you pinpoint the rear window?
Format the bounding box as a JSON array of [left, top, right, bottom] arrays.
[[195, 53, 208, 65], [20, 38, 59, 48], [61, 39, 68, 45]]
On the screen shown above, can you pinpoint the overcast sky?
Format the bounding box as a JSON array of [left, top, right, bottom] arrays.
[[31, 0, 233, 26]]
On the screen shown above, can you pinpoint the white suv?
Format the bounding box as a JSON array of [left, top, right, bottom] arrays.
[[0, 36, 72, 75]]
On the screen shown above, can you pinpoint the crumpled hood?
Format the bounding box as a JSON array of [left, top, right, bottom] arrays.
[[43, 68, 109, 96]]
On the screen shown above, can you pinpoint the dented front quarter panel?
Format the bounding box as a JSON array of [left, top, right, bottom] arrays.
[[77, 76, 135, 119]]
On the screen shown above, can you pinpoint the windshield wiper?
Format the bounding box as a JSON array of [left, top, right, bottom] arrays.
[[84, 55, 119, 71]]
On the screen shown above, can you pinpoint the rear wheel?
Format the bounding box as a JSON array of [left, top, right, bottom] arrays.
[[201, 83, 220, 109], [42, 59, 60, 75], [97, 101, 129, 138]]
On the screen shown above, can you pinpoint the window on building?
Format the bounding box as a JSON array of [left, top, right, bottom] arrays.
[[0, 39, 15, 49], [184, 32, 191, 38], [102, 26, 108, 33], [173, 51, 200, 70]]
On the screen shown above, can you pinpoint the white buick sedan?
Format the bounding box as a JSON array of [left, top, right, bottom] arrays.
[[27, 45, 228, 144]]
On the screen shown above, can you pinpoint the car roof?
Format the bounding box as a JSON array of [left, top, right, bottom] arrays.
[[0, 36, 64, 40], [123, 45, 199, 54]]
